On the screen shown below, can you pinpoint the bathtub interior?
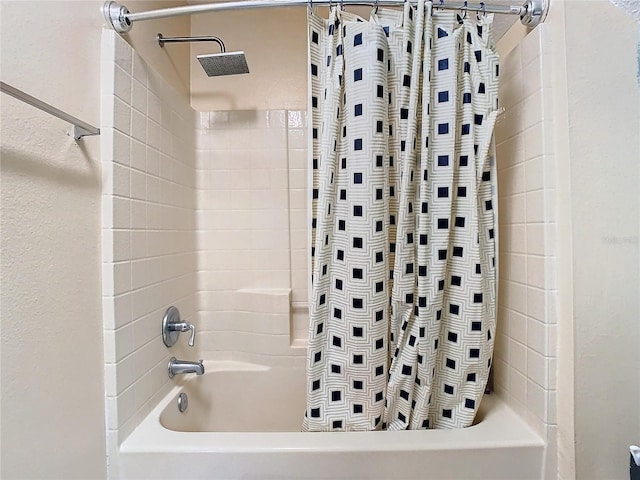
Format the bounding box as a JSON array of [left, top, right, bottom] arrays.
[[159, 362, 492, 433], [161, 363, 307, 432]]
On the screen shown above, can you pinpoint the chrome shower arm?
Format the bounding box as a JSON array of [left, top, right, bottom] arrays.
[[157, 33, 226, 52]]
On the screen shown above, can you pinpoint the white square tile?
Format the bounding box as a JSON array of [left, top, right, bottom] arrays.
[[526, 190, 545, 223], [493, 359, 509, 393], [114, 64, 131, 105], [527, 286, 545, 322], [526, 379, 547, 421], [288, 129, 307, 150], [495, 320, 509, 354], [519, 27, 541, 69], [524, 122, 547, 161], [130, 231, 147, 260], [288, 148, 308, 171], [114, 34, 132, 73], [130, 169, 147, 201], [131, 109, 146, 143], [113, 97, 131, 136], [112, 163, 131, 198], [523, 92, 542, 131], [526, 224, 545, 256], [510, 338, 527, 374], [527, 317, 546, 356], [510, 311, 527, 344], [510, 225, 526, 254], [147, 175, 161, 204], [522, 60, 542, 98], [113, 292, 132, 330], [132, 52, 148, 86], [527, 348, 547, 388], [499, 44, 521, 83], [268, 110, 287, 129], [510, 282, 527, 315], [208, 111, 230, 129], [527, 255, 545, 289], [501, 165, 525, 195], [147, 93, 162, 124], [112, 230, 131, 262], [101, 58, 116, 99], [270, 169, 290, 190], [510, 368, 526, 404], [131, 139, 147, 172], [198, 112, 211, 130], [287, 110, 306, 129], [113, 129, 131, 167], [147, 120, 163, 150], [113, 196, 131, 229], [113, 262, 132, 296], [146, 147, 160, 176], [509, 253, 526, 284], [525, 156, 544, 192], [497, 72, 523, 112]]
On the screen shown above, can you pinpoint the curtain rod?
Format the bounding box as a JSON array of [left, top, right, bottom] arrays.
[[103, 0, 548, 33]]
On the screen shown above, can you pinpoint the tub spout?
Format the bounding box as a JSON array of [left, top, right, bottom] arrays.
[[168, 357, 205, 378]]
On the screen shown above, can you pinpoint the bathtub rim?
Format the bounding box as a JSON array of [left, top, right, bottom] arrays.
[[120, 360, 544, 454]]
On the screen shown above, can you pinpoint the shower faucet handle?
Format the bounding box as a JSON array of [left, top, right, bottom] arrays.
[[162, 306, 197, 347], [186, 323, 196, 347], [170, 321, 197, 347]]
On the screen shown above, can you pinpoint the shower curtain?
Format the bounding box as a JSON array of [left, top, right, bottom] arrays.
[[304, 0, 499, 431]]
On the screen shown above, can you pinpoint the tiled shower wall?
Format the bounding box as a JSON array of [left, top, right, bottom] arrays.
[[194, 110, 309, 366], [100, 30, 197, 471], [493, 25, 557, 477]]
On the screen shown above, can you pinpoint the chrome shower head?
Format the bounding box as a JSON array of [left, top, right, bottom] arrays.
[[197, 52, 250, 77], [156, 33, 250, 78]]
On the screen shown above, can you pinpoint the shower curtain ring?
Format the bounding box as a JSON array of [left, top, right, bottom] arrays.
[[340, 0, 345, 11], [439, 0, 444, 10], [308, 0, 313, 13], [461, 0, 468, 18], [477, 1, 486, 19]]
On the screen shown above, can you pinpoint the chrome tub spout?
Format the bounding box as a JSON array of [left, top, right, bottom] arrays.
[[168, 357, 205, 378]]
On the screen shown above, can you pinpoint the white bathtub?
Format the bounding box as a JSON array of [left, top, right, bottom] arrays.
[[119, 361, 544, 479]]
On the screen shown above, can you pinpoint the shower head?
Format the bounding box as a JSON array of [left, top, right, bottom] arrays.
[[156, 33, 250, 78], [197, 52, 250, 77]]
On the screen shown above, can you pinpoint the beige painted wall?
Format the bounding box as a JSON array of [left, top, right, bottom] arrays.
[[547, 0, 640, 478], [1, 2, 106, 477], [0, 1, 190, 478], [562, 2, 640, 478]]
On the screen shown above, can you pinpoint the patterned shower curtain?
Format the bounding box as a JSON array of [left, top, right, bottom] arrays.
[[304, 0, 499, 431]]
